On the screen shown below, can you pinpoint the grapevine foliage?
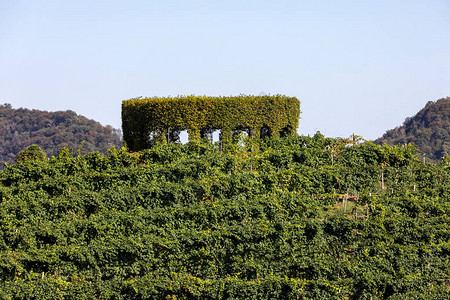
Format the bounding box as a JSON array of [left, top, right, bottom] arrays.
[[0, 135, 448, 299]]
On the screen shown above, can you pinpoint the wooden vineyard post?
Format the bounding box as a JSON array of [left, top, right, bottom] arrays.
[[250, 136, 253, 172], [343, 188, 349, 214]]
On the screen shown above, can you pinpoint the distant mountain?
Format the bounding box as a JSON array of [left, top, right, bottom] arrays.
[[375, 97, 449, 162], [0, 104, 122, 165]]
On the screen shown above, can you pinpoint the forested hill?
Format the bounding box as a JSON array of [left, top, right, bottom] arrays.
[[375, 97, 450, 162], [0, 103, 122, 165]]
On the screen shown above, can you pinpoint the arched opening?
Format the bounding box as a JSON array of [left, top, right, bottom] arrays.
[[232, 126, 251, 140], [279, 126, 292, 138], [260, 125, 271, 139], [167, 126, 185, 143], [179, 130, 189, 144], [148, 131, 159, 147], [200, 127, 213, 142], [201, 127, 221, 143], [211, 129, 221, 143], [233, 127, 251, 150]]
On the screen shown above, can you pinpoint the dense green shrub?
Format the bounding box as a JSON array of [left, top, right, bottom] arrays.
[[0, 136, 448, 299], [14, 144, 47, 163]]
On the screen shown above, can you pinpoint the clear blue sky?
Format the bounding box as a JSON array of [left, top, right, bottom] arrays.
[[1, 0, 449, 140]]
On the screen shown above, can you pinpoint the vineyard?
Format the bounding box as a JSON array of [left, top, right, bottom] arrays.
[[0, 134, 449, 299]]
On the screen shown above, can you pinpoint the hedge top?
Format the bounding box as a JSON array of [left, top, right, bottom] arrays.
[[122, 95, 300, 151]]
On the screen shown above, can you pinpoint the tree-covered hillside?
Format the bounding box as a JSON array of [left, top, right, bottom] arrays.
[[0, 104, 122, 165], [375, 97, 450, 162], [0, 136, 448, 299]]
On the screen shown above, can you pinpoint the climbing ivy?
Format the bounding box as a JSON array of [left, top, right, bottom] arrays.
[[121, 95, 300, 151]]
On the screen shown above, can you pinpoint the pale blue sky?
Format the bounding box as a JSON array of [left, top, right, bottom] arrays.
[[1, 0, 449, 140]]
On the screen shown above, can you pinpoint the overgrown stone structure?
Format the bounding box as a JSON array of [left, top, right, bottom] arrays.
[[122, 95, 300, 151]]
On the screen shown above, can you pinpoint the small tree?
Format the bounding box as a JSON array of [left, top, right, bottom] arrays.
[[15, 144, 47, 163]]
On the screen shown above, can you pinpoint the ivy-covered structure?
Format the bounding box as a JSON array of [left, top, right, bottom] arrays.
[[122, 95, 300, 151]]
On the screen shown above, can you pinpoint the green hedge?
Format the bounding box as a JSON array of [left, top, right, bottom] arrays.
[[122, 95, 300, 151]]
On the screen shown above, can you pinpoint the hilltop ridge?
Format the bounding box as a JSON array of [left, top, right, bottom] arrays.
[[0, 104, 122, 165], [375, 97, 450, 162]]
